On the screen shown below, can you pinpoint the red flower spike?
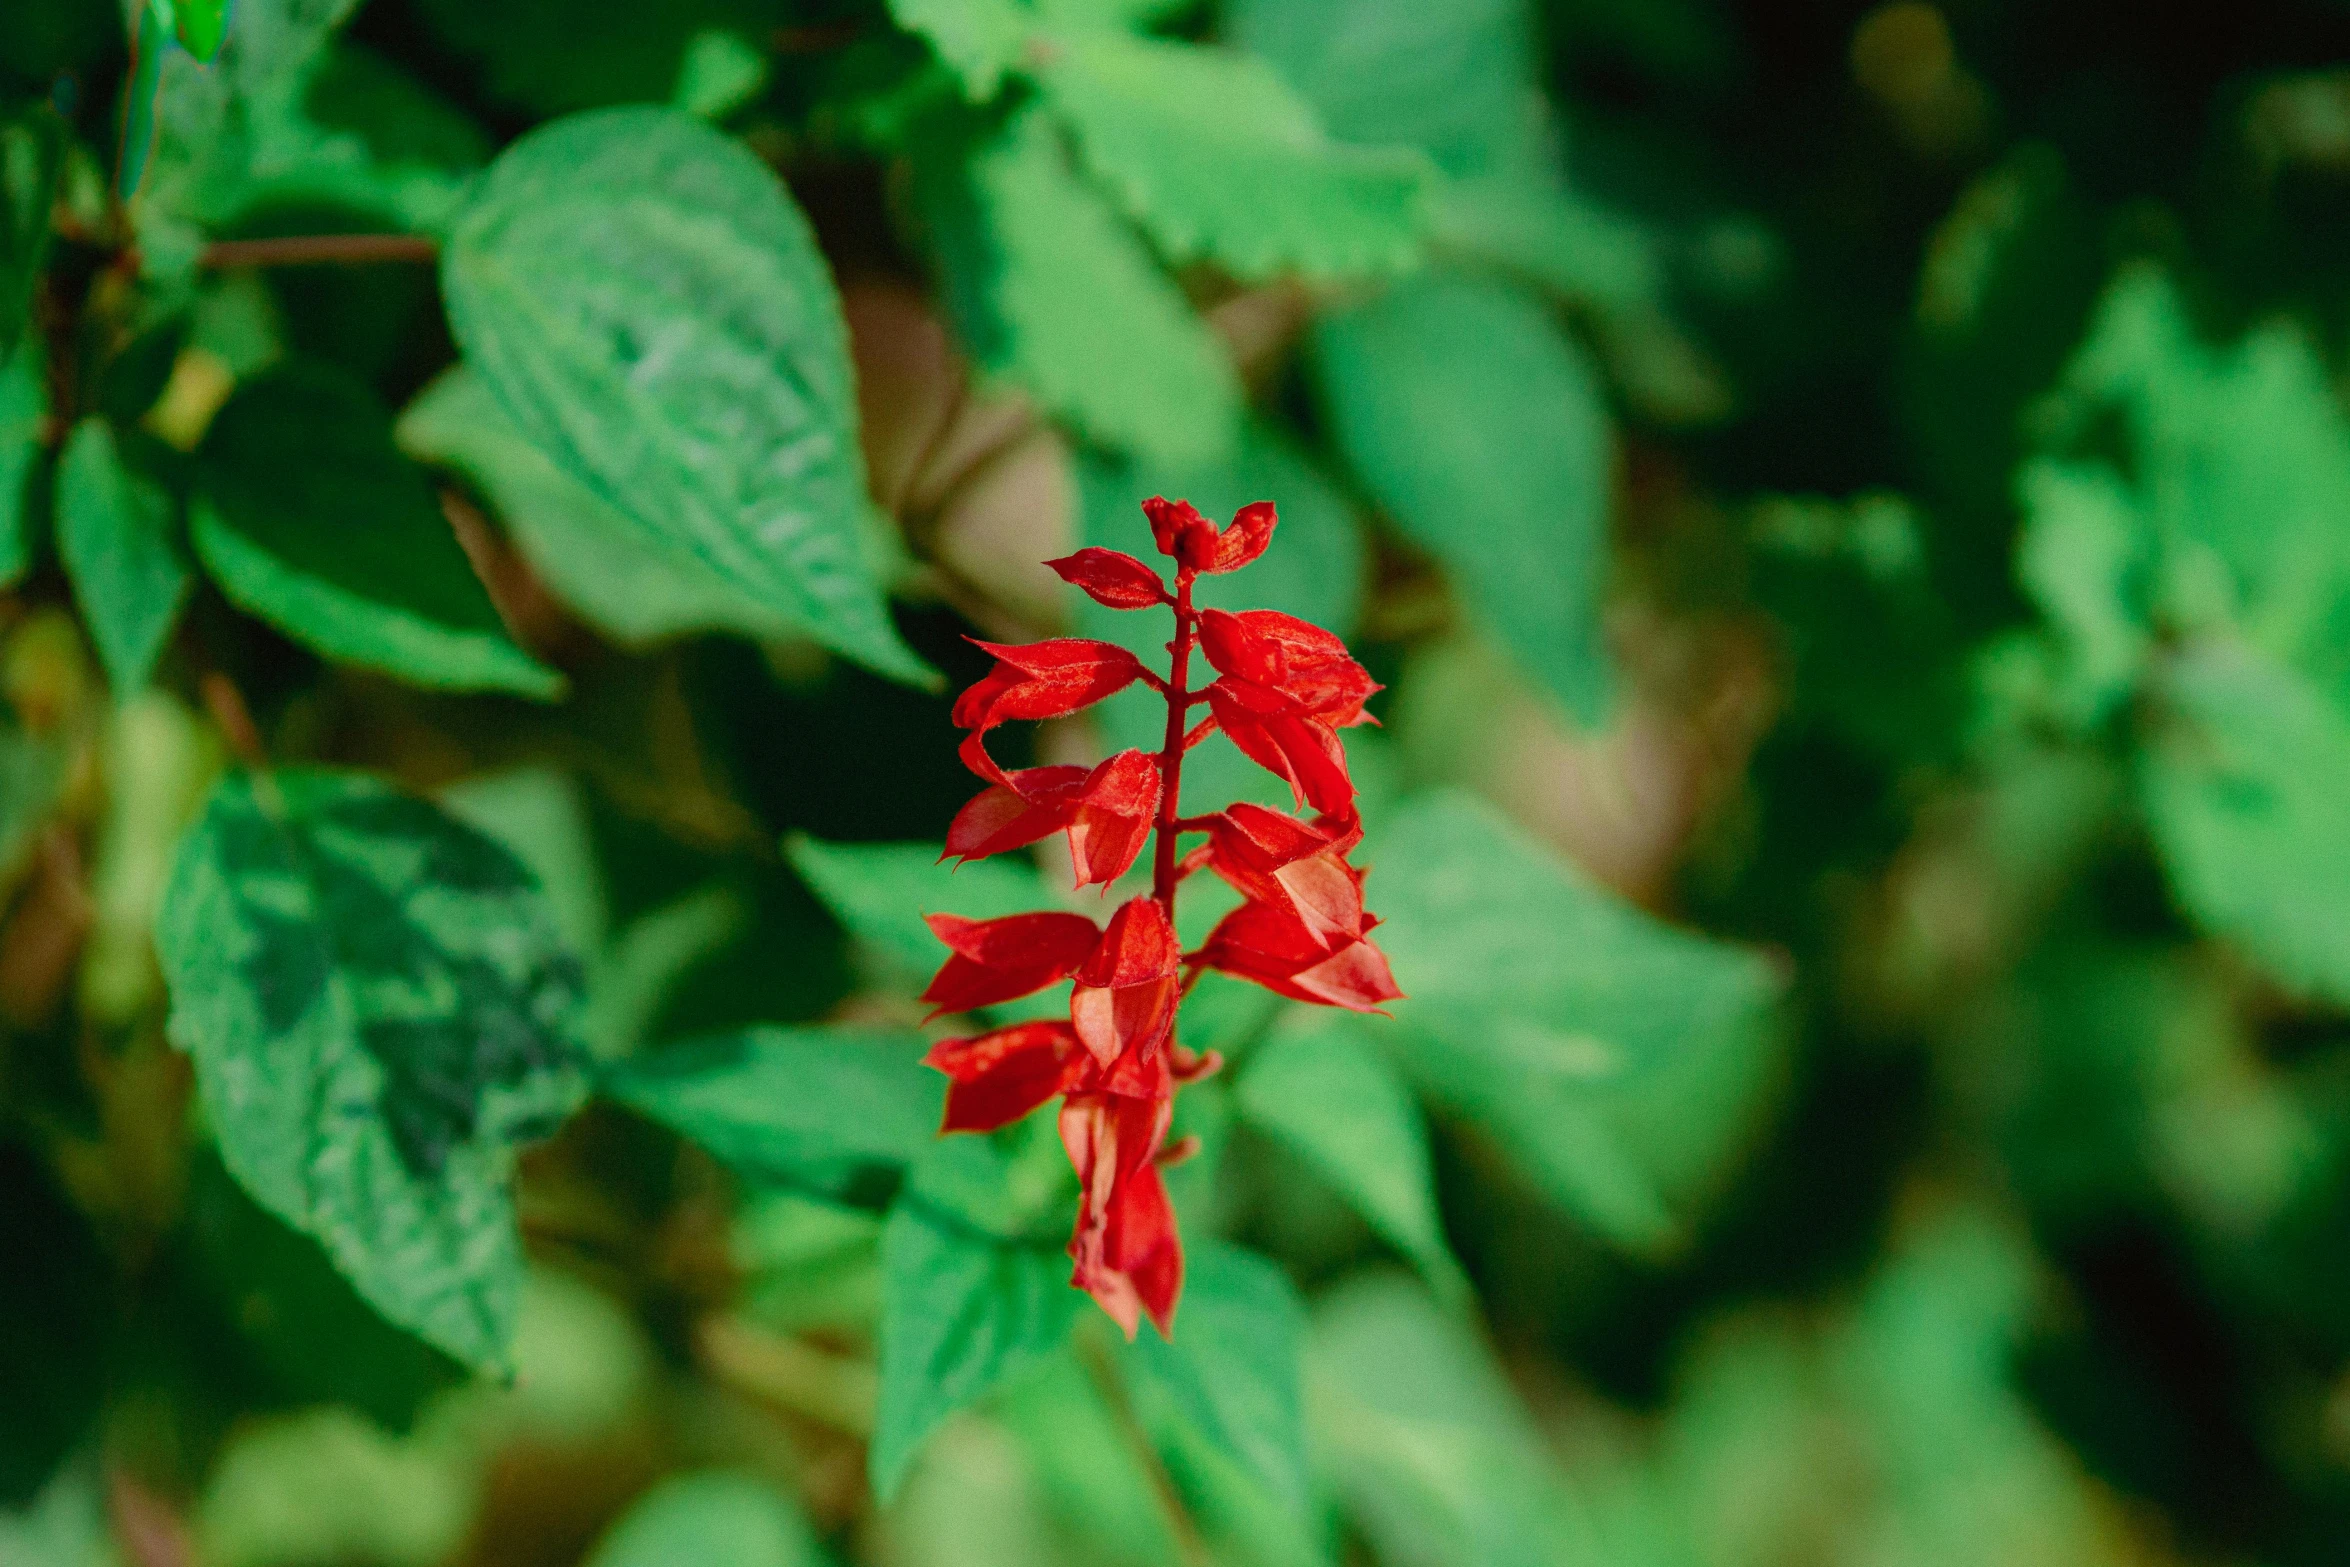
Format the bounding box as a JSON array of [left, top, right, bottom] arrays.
[[925, 1022, 1090, 1132], [1070, 897, 1180, 1067], [917, 492, 1398, 1338], [1193, 897, 1404, 1012], [919, 910, 1101, 1016], [1065, 749, 1162, 887], [1048, 548, 1171, 609], [1201, 501, 1277, 574], [1206, 804, 1367, 950]]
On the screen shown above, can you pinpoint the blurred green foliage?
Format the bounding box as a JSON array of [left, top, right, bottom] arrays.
[[6, 0, 2350, 1564]]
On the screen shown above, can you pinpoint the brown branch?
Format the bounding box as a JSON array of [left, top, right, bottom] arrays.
[[199, 233, 439, 270]]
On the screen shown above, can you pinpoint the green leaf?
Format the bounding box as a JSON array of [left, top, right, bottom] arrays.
[[585, 1473, 830, 1567], [1316, 274, 1614, 722], [442, 106, 929, 686], [1236, 1013, 1468, 1303], [672, 30, 770, 121], [54, 420, 191, 695], [398, 367, 796, 646], [0, 1463, 112, 1567], [192, 362, 562, 698], [0, 340, 45, 589], [915, 106, 1240, 469], [155, 768, 591, 1373], [158, 0, 230, 60], [411, 0, 786, 118], [1030, 28, 1430, 281], [888, 0, 1031, 98], [2013, 458, 2152, 726], [602, 1025, 943, 1201], [873, 1137, 1081, 1498], [786, 834, 1047, 988], [1, 110, 66, 353], [2140, 643, 2350, 1005], [1121, 1242, 1310, 1517], [1367, 790, 1783, 1250]]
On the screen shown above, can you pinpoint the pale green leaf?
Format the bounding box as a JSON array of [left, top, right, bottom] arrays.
[[398, 366, 797, 646], [786, 835, 1046, 988], [443, 106, 929, 685], [1237, 1013, 1468, 1303], [55, 420, 191, 695], [1121, 1242, 1311, 1517], [1032, 28, 1430, 281], [193, 363, 562, 698], [873, 1138, 1080, 1498], [603, 1025, 943, 1200], [1316, 274, 1614, 722], [672, 30, 770, 121], [916, 107, 1240, 469], [585, 1473, 829, 1567], [2141, 643, 2350, 1005], [0, 1463, 113, 1567], [155, 769, 591, 1373], [1, 111, 65, 354], [0, 340, 43, 587], [887, 0, 1032, 98], [1368, 790, 1783, 1250], [2012, 458, 2152, 726]]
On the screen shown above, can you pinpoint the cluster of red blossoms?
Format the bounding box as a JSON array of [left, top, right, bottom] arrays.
[[918, 497, 1403, 1338]]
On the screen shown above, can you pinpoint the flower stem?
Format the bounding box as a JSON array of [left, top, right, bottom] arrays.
[[1151, 571, 1197, 913]]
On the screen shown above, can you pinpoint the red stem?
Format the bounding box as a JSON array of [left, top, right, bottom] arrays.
[[1150, 571, 1198, 912]]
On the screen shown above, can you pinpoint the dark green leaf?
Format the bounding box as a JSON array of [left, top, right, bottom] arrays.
[[54, 420, 191, 694], [1030, 29, 1430, 281], [873, 1136, 1080, 1499], [0, 340, 41, 589], [1236, 1013, 1467, 1303], [193, 362, 562, 698], [397, 367, 795, 645], [585, 1472, 830, 1567], [887, 0, 1030, 99], [442, 106, 929, 685], [915, 106, 1241, 469], [786, 835, 1047, 989], [155, 768, 591, 1373], [0, 110, 64, 353], [1366, 790, 1783, 1250], [603, 1025, 943, 1202], [412, 0, 788, 118], [1317, 274, 1615, 722], [2141, 643, 2350, 1005], [1122, 1242, 1310, 1517]]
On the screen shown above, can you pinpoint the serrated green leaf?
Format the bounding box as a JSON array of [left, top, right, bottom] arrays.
[[193, 362, 562, 698], [1031, 28, 1429, 281], [1367, 790, 1783, 1251], [916, 106, 1240, 468], [2140, 644, 2350, 1005], [888, 0, 1031, 98], [398, 367, 797, 646], [585, 1473, 829, 1567], [0, 340, 45, 589], [443, 106, 930, 686], [155, 768, 591, 1373], [603, 1025, 942, 1202], [1318, 274, 1614, 723], [873, 1136, 1081, 1499], [787, 835, 1047, 988], [1121, 1242, 1310, 1517], [54, 420, 191, 695], [1237, 1013, 1467, 1304]]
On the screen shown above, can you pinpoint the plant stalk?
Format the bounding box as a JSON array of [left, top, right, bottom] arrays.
[[1150, 570, 1198, 913]]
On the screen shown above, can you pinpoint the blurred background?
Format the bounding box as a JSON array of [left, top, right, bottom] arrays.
[[10, 0, 2350, 1563]]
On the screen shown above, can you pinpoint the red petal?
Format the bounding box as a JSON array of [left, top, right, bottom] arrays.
[[1107, 1161, 1182, 1337], [1061, 1091, 1174, 1338], [1195, 610, 1379, 725], [1197, 609, 1286, 687], [924, 1022, 1088, 1131], [1077, 897, 1180, 988], [958, 639, 1146, 725], [1142, 496, 1205, 558], [1065, 750, 1163, 888], [1047, 548, 1170, 609], [1196, 899, 1402, 1011], [919, 910, 1101, 1015], [949, 664, 1025, 731], [1070, 898, 1181, 1066], [1206, 683, 1356, 817], [945, 766, 1087, 864], [1203, 501, 1276, 575], [1286, 934, 1404, 1010]]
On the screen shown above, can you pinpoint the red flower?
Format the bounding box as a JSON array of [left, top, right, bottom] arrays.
[[1062, 1090, 1182, 1337], [945, 749, 1162, 887], [918, 910, 1100, 1017], [1192, 896, 1402, 1012], [1047, 547, 1170, 609], [915, 495, 1397, 1339], [1070, 897, 1180, 1068]]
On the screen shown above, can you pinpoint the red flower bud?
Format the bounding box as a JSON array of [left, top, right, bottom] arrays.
[[1201, 500, 1277, 574], [919, 910, 1101, 1017], [951, 638, 1147, 731], [1205, 679, 1356, 817], [1205, 803, 1367, 950], [1197, 609, 1380, 725], [925, 1021, 1089, 1132], [1062, 1091, 1181, 1338], [1047, 547, 1171, 609], [1193, 897, 1403, 1012], [943, 750, 1161, 886], [1070, 896, 1180, 1067]]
